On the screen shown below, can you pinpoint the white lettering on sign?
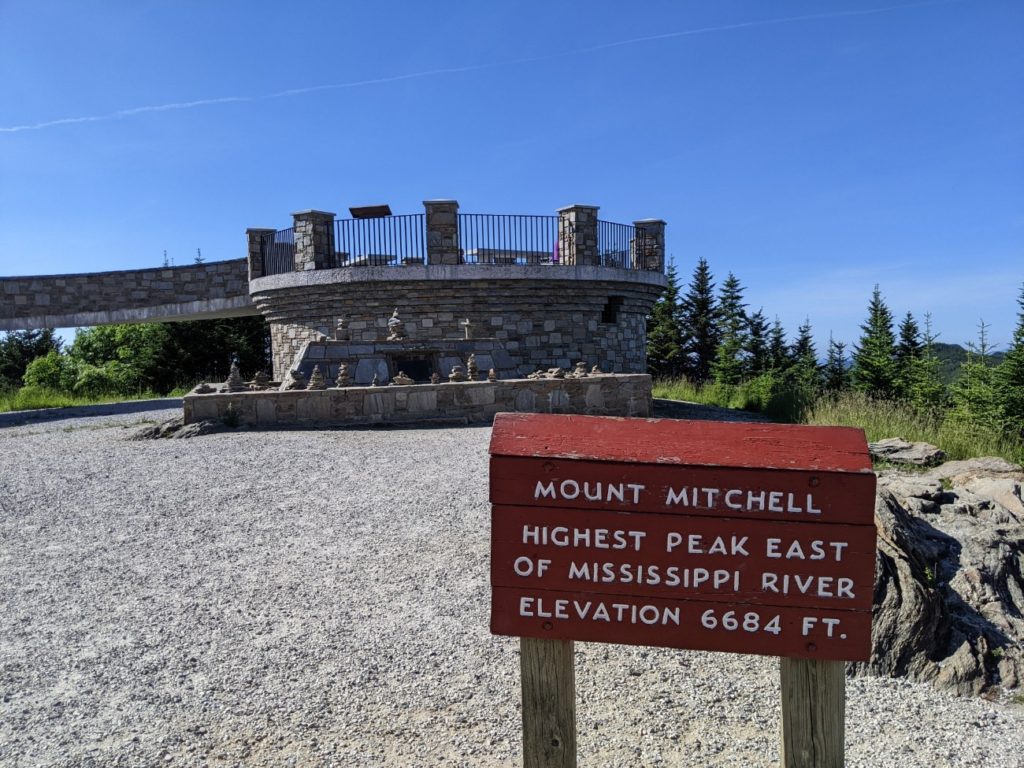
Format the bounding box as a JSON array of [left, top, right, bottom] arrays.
[[664, 486, 823, 515], [663, 533, 749, 556], [765, 538, 849, 561], [534, 480, 646, 504], [762, 573, 856, 599], [522, 525, 647, 551], [519, 596, 681, 626], [566, 561, 742, 591]]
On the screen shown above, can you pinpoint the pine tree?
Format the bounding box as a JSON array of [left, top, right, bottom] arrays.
[[646, 260, 685, 378], [950, 320, 1000, 431], [711, 272, 748, 385], [994, 284, 1024, 437], [823, 335, 848, 393], [894, 311, 922, 399], [768, 316, 790, 372], [744, 309, 770, 377], [194, 248, 205, 264], [679, 258, 720, 383], [789, 318, 821, 391], [906, 312, 946, 411], [851, 285, 898, 398]]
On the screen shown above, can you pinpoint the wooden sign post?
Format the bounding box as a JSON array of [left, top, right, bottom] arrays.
[[489, 413, 876, 768]]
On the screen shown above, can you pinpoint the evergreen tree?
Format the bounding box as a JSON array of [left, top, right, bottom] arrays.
[[768, 316, 790, 372], [823, 335, 848, 393], [994, 284, 1024, 437], [646, 260, 685, 378], [851, 285, 898, 398], [788, 317, 821, 391], [949, 320, 1000, 431], [905, 312, 946, 411], [894, 311, 922, 399], [679, 258, 720, 383], [711, 272, 748, 385], [744, 309, 770, 377]]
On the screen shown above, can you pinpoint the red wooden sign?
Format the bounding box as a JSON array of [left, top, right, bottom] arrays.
[[489, 413, 877, 662]]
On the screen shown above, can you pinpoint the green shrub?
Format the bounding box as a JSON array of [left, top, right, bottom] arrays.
[[22, 351, 76, 391]]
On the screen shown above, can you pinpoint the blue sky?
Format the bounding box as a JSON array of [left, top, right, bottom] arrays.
[[1, 0, 1021, 352]]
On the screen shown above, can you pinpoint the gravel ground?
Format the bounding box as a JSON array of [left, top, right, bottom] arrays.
[[1, 408, 1022, 768]]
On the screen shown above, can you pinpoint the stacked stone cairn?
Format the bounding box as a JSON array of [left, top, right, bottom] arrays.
[[392, 371, 414, 385], [335, 363, 351, 388], [221, 361, 248, 393], [307, 365, 327, 390], [386, 308, 407, 341], [570, 361, 589, 378], [487, 368, 497, 382], [285, 369, 307, 390], [250, 371, 271, 390], [335, 316, 350, 341], [448, 365, 467, 382], [466, 354, 479, 381]]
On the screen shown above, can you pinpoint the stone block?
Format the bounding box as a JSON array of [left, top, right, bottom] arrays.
[[354, 357, 389, 385], [407, 390, 438, 413], [459, 385, 495, 406], [584, 384, 606, 410], [514, 388, 537, 412], [549, 389, 570, 411], [256, 397, 277, 425]]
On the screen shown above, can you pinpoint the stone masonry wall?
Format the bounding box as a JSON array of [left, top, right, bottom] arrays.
[[253, 278, 660, 379], [183, 374, 651, 427], [0, 259, 255, 330]]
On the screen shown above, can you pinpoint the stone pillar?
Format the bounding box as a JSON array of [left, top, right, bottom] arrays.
[[556, 205, 599, 266], [632, 219, 666, 272], [291, 210, 336, 271], [246, 228, 275, 280], [424, 199, 460, 265]]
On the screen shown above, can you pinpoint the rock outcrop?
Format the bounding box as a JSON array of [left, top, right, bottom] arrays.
[[869, 437, 946, 466], [860, 459, 1024, 696]]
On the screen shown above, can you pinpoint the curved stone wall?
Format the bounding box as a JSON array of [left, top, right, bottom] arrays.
[[250, 264, 667, 378], [0, 259, 255, 331]]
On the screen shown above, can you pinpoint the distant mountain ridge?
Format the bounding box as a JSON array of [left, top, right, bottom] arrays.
[[932, 342, 1006, 384]]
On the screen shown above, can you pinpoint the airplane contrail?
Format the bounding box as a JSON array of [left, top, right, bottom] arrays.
[[0, 0, 957, 134]]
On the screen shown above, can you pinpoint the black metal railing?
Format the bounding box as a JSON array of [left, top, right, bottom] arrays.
[[261, 228, 295, 276], [330, 213, 426, 267], [458, 214, 561, 265], [597, 220, 642, 269]]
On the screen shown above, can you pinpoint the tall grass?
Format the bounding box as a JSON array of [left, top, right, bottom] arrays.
[[653, 375, 812, 422], [0, 386, 184, 414], [807, 391, 1024, 463], [655, 379, 1024, 464]]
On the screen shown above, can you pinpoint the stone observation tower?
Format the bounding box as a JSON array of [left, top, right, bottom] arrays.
[[246, 200, 667, 383]]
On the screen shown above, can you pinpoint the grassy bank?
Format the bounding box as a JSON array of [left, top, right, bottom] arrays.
[[0, 386, 189, 414], [654, 379, 1024, 464]]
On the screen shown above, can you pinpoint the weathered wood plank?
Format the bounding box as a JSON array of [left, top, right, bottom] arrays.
[[489, 455, 877, 525], [491, 505, 876, 610], [490, 413, 873, 473], [780, 658, 845, 768], [495, 587, 872, 661], [520, 637, 576, 768]]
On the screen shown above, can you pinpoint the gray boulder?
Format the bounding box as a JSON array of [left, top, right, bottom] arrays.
[[860, 473, 1024, 696], [869, 437, 945, 466]]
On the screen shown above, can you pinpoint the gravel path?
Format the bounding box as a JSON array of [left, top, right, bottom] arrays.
[[1, 409, 1022, 767]]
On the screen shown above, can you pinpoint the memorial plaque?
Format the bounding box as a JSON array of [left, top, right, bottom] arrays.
[[489, 413, 877, 662]]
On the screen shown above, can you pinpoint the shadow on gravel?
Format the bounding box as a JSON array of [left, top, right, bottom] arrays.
[[0, 398, 183, 429]]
